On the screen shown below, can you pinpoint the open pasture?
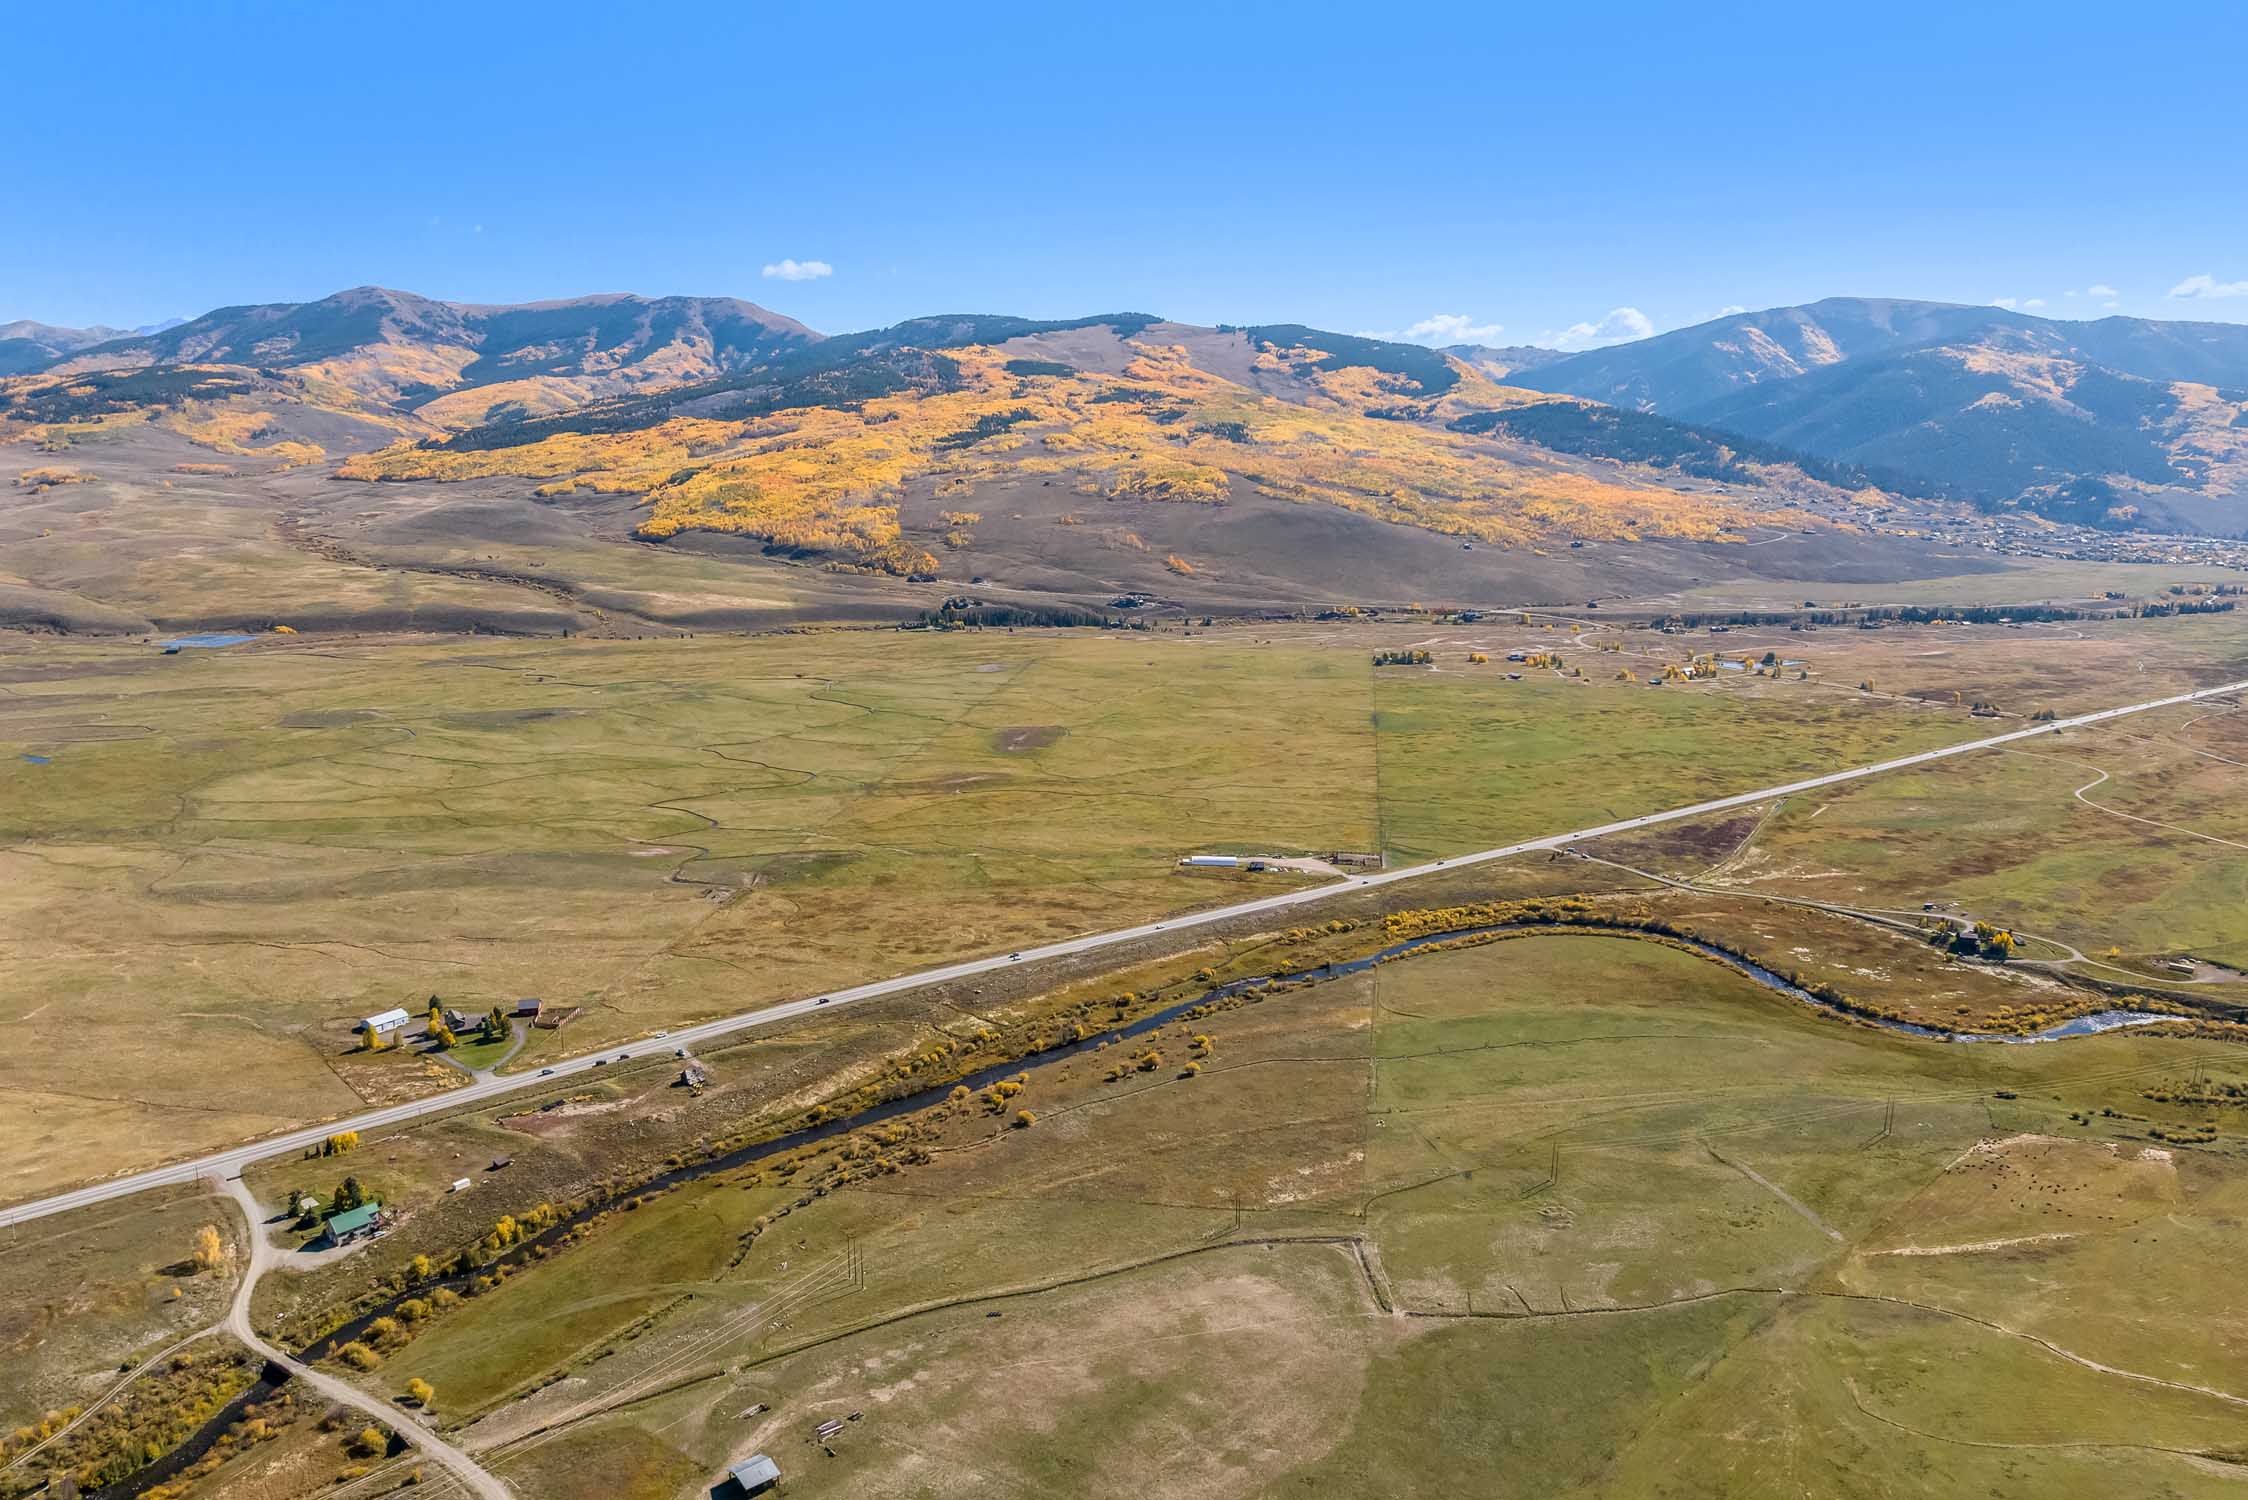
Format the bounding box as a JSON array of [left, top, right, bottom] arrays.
[[1702, 696, 2248, 971], [0, 619, 2049, 1203], [297, 930, 2248, 1500]]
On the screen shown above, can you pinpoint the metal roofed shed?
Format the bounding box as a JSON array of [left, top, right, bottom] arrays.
[[360, 1007, 411, 1036], [727, 1455, 781, 1495], [1179, 855, 1240, 868]]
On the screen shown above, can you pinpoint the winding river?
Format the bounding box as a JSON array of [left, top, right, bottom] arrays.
[[294, 920, 2168, 1358]]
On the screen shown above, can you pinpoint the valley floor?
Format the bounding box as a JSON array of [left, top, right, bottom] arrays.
[[3, 605, 2246, 1500]]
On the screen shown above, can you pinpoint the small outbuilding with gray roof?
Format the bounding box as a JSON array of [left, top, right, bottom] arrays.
[[725, 1455, 780, 1495]]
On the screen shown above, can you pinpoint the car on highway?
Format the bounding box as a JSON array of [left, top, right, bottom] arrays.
[[539, 1068, 555, 1076], [1009, 952, 1022, 960]]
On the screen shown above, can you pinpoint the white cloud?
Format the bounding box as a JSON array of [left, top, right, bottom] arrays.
[[2022, 297, 2046, 310], [1545, 306, 1655, 352], [2087, 283, 2119, 299], [1991, 297, 2019, 310], [762, 258, 834, 283], [1354, 313, 1506, 346], [2170, 273, 2248, 300], [1717, 304, 1746, 316], [1405, 313, 1504, 344]]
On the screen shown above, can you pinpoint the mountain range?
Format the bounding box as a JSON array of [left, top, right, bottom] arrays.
[[1505, 298, 2248, 532], [7, 287, 2247, 539], [327, 311, 1857, 580], [27, 287, 817, 426], [0, 316, 185, 376]]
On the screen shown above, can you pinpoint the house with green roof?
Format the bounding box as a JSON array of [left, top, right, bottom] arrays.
[[316, 1201, 385, 1248]]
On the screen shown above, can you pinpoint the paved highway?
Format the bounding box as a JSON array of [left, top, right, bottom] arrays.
[[4, 676, 2241, 1231]]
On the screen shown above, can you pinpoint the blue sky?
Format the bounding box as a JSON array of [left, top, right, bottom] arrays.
[[8, 1, 2246, 348]]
